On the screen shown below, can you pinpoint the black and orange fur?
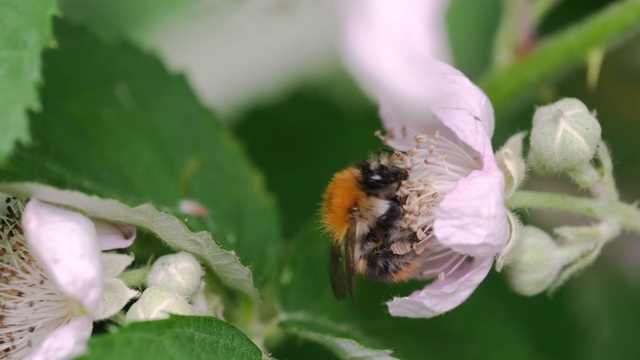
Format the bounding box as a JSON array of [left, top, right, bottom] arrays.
[[321, 156, 419, 300]]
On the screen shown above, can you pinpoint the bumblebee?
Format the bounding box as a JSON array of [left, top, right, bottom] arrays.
[[321, 155, 420, 300]]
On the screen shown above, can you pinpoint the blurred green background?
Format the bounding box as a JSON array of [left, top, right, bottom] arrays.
[[4, 0, 640, 359]]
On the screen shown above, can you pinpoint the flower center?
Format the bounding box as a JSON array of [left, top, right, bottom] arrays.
[[0, 197, 73, 359], [382, 127, 483, 280]]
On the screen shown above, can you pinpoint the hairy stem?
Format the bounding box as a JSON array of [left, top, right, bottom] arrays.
[[506, 190, 640, 234]]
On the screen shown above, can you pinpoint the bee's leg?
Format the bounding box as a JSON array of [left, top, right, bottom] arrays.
[[377, 196, 404, 230]]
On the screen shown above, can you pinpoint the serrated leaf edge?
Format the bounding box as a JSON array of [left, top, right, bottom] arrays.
[[0, 182, 259, 300]]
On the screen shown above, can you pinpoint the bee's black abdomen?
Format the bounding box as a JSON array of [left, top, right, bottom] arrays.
[[363, 245, 416, 282], [359, 228, 418, 282]]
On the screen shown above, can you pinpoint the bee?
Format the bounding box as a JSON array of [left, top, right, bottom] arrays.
[[321, 155, 421, 300]]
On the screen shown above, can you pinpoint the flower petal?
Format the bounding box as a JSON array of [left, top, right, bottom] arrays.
[[428, 61, 497, 146], [387, 257, 492, 318], [379, 59, 496, 153], [22, 199, 105, 317], [24, 315, 93, 360], [94, 220, 136, 250], [434, 166, 509, 258], [98, 278, 139, 320], [101, 253, 135, 278], [341, 0, 451, 105]]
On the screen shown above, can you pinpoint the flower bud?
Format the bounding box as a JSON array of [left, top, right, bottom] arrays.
[[529, 98, 601, 173], [546, 220, 620, 293], [503, 226, 566, 296], [125, 286, 193, 322], [495, 211, 523, 272], [147, 252, 204, 298], [191, 282, 224, 319], [495, 132, 527, 198]]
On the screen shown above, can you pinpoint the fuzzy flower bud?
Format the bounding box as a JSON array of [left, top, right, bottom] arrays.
[[529, 98, 601, 173], [502, 226, 586, 296], [146, 252, 204, 298], [1, 196, 137, 359], [503, 226, 560, 295], [125, 286, 193, 323]]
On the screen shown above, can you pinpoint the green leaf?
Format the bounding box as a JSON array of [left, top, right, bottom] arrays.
[[59, 0, 201, 40], [0, 181, 258, 300], [79, 316, 262, 360], [568, 262, 640, 360], [284, 328, 397, 360], [480, 0, 640, 118], [233, 84, 380, 238], [536, 0, 618, 37], [446, 0, 502, 80], [0, 0, 56, 160], [6, 20, 281, 289]]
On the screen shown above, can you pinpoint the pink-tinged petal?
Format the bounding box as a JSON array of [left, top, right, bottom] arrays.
[[428, 60, 496, 142], [22, 199, 105, 317], [24, 316, 93, 360], [379, 60, 496, 153], [94, 220, 136, 251], [434, 166, 509, 258], [387, 257, 493, 318], [179, 199, 210, 217], [341, 0, 451, 106], [378, 100, 444, 151]]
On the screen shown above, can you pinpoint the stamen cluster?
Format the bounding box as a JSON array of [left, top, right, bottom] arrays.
[[384, 129, 483, 280], [1, 197, 73, 359]]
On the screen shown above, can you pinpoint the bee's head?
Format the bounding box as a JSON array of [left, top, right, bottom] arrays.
[[358, 156, 408, 196]]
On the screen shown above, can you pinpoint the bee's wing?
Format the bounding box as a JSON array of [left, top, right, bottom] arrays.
[[329, 225, 357, 301], [344, 225, 357, 300], [329, 241, 348, 300]]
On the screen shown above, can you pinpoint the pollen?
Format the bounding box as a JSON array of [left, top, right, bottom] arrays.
[[387, 129, 483, 280], [394, 131, 480, 235]]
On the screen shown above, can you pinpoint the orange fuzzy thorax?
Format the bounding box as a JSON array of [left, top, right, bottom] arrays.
[[321, 167, 365, 244]]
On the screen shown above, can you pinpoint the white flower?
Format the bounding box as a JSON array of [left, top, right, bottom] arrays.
[[0, 197, 137, 360], [126, 252, 207, 323], [340, 0, 452, 104], [340, 1, 509, 318], [380, 69, 509, 317]]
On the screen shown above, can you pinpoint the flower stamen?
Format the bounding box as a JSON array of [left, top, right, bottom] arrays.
[[0, 197, 74, 359], [394, 131, 481, 237]]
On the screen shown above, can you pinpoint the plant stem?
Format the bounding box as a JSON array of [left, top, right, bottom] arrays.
[[480, 0, 640, 117], [506, 190, 640, 233]]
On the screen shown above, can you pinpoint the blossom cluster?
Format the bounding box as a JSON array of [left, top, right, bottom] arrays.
[[1, 198, 137, 359]]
